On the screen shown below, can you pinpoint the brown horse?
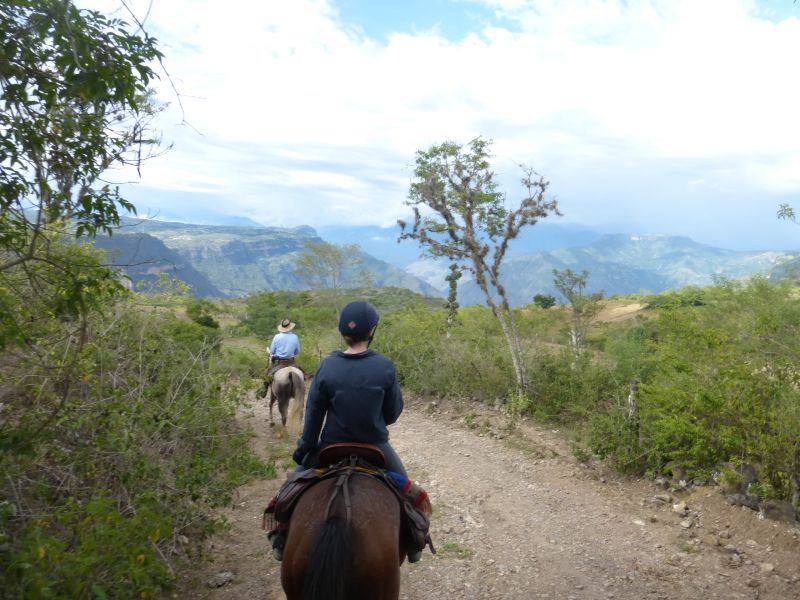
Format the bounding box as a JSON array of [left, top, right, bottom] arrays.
[[280, 474, 403, 600]]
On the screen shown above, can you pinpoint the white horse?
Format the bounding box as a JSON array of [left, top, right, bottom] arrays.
[[269, 366, 305, 438]]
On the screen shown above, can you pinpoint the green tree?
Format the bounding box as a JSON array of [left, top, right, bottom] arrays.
[[294, 241, 366, 312], [552, 268, 603, 355], [778, 203, 796, 223], [0, 0, 162, 254], [533, 293, 556, 309], [0, 0, 163, 339], [0, 5, 272, 595], [400, 137, 560, 395], [187, 297, 220, 329]]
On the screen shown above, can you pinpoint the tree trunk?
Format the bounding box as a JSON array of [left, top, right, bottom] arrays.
[[503, 304, 528, 390], [493, 305, 525, 398], [627, 378, 640, 435], [472, 267, 526, 398]]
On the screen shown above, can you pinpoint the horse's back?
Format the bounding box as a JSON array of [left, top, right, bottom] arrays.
[[273, 366, 304, 392], [281, 474, 401, 600]]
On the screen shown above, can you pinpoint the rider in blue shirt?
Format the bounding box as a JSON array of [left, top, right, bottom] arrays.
[[269, 318, 300, 361], [263, 319, 302, 387]]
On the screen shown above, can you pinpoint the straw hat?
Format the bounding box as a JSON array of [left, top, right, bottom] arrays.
[[277, 318, 296, 333]]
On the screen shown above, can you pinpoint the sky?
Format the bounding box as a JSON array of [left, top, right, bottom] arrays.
[[84, 0, 800, 251]]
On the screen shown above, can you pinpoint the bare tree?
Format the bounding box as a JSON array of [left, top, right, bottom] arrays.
[[552, 268, 604, 357], [399, 137, 560, 396]]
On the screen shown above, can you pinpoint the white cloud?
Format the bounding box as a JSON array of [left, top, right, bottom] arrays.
[[82, 0, 800, 239]]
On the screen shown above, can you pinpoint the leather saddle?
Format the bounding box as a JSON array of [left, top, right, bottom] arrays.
[[317, 442, 386, 469], [266, 442, 434, 556]]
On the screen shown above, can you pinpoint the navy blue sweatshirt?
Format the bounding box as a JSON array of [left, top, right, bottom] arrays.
[[293, 349, 403, 463]]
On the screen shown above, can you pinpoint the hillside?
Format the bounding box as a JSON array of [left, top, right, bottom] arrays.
[[456, 234, 796, 305], [93, 233, 224, 296], [769, 256, 800, 282], [99, 221, 796, 304], [102, 219, 441, 298], [316, 221, 605, 268]]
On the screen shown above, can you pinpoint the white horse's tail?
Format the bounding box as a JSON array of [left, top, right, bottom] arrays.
[[284, 368, 305, 438]]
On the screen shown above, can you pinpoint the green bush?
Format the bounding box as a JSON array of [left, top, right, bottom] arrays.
[[243, 291, 334, 339], [186, 298, 220, 329], [589, 277, 800, 494], [522, 351, 622, 423], [4, 496, 173, 599], [376, 305, 515, 401], [532, 294, 556, 309], [587, 401, 645, 472], [1, 287, 273, 598]]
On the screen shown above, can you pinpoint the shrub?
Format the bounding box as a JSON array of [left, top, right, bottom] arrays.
[[376, 305, 515, 401], [533, 294, 556, 309], [186, 298, 220, 329], [589, 278, 800, 495], [1, 291, 273, 597]]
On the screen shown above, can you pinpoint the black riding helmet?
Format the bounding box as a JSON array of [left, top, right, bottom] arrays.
[[338, 301, 379, 342]]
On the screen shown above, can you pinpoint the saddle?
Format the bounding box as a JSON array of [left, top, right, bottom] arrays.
[[265, 358, 298, 380], [318, 442, 385, 468], [264, 443, 435, 556]]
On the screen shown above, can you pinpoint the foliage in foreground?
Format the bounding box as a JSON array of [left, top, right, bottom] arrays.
[[0, 0, 162, 312], [1, 255, 272, 598], [0, 4, 275, 597]]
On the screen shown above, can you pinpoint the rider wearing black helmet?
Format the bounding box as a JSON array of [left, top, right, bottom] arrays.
[[292, 300, 407, 475], [269, 301, 427, 563]]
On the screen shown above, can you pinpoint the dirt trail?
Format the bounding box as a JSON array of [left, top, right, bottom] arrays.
[[179, 395, 800, 599]]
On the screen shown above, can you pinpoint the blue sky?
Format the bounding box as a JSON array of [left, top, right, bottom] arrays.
[[86, 0, 800, 251], [336, 0, 503, 40]]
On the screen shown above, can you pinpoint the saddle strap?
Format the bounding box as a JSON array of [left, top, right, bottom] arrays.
[[323, 469, 354, 524]]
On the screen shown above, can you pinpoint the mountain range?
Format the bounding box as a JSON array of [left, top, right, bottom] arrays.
[[97, 219, 440, 298], [315, 221, 605, 268], [95, 218, 798, 305], [456, 234, 795, 306]]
